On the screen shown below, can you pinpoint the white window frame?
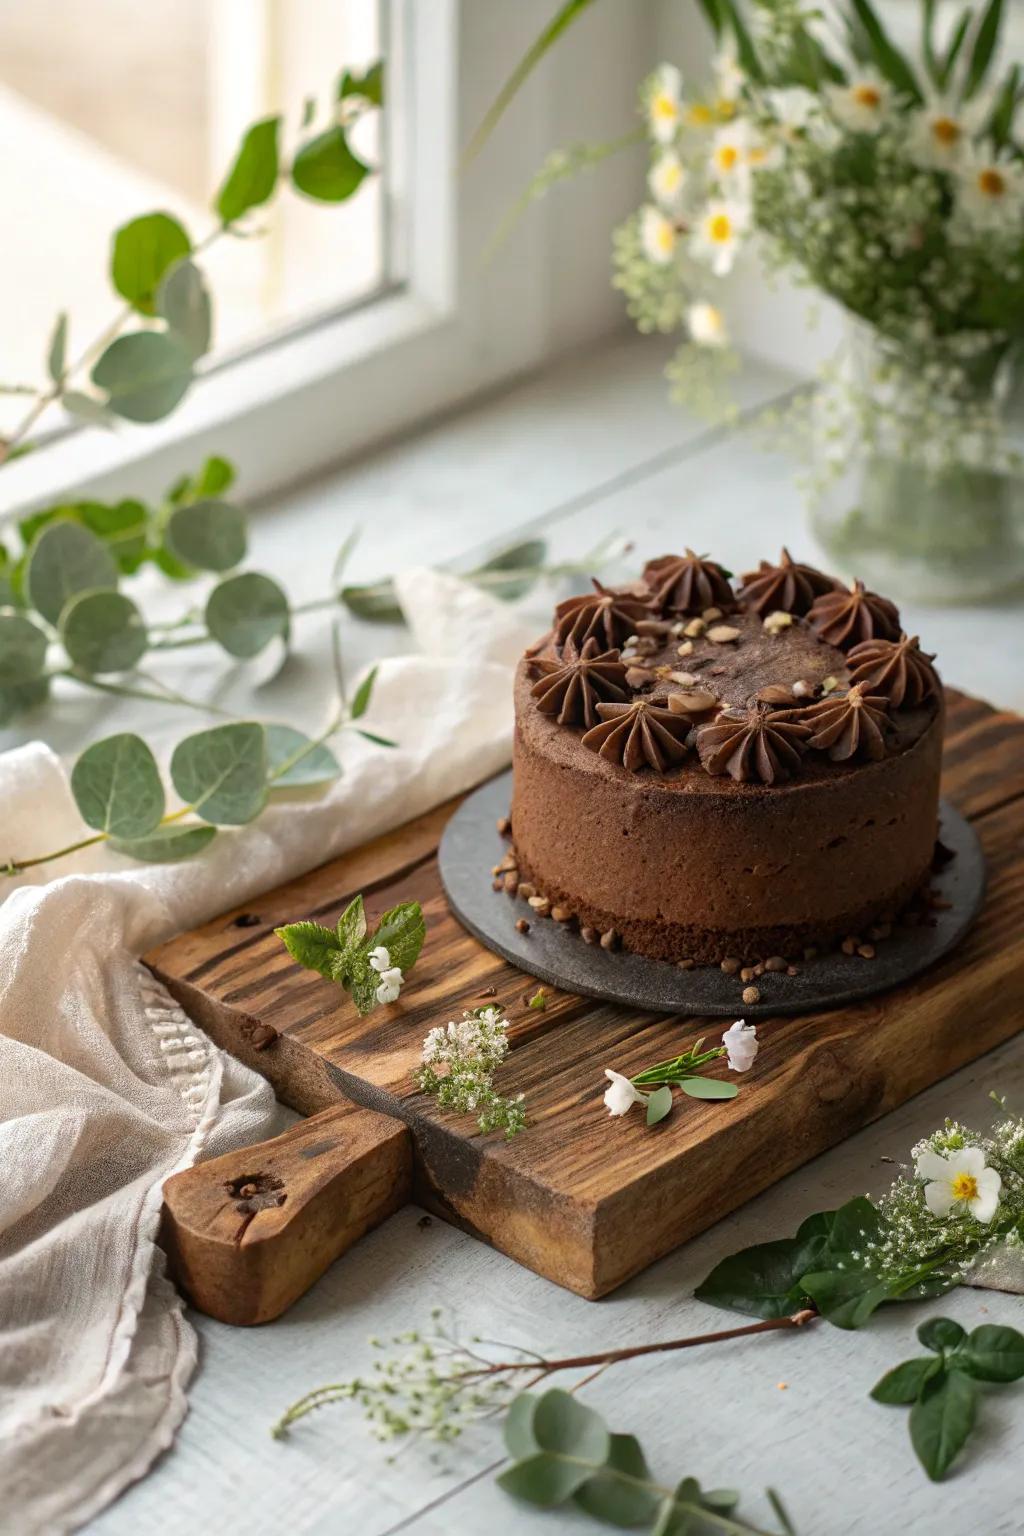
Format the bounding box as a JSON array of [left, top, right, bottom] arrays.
[[3, 0, 652, 520]]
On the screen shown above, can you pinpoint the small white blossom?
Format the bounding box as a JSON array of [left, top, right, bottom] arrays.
[[764, 85, 818, 137], [954, 146, 1024, 231], [709, 121, 753, 186], [417, 1007, 525, 1137], [641, 203, 678, 265], [907, 94, 982, 172], [375, 966, 404, 1005], [368, 945, 392, 973], [603, 1068, 645, 1117], [722, 1020, 758, 1072], [691, 198, 749, 275], [688, 301, 728, 349], [647, 63, 683, 144], [916, 1145, 1002, 1223], [648, 150, 687, 211], [824, 70, 891, 135], [712, 48, 745, 107]]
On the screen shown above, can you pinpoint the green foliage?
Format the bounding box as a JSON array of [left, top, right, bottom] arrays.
[[108, 824, 217, 862], [339, 62, 384, 106], [276, 894, 425, 1015], [471, 538, 548, 601], [70, 733, 165, 838], [0, 610, 47, 687], [847, 0, 922, 103], [47, 312, 68, 384], [91, 331, 194, 424], [60, 590, 148, 674], [291, 127, 369, 203], [499, 1389, 794, 1533], [964, 0, 1005, 99], [25, 521, 118, 625], [164, 500, 248, 573], [265, 723, 341, 787], [216, 116, 281, 224], [204, 571, 290, 657], [157, 259, 212, 361], [646, 1084, 674, 1126], [111, 212, 191, 315], [170, 721, 268, 825], [871, 1316, 1024, 1481]]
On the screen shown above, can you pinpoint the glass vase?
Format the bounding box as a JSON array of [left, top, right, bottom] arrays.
[[808, 320, 1024, 603]]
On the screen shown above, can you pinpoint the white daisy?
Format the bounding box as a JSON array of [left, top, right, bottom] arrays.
[[648, 64, 683, 144], [691, 198, 749, 276], [641, 204, 678, 265], [709, 121, 751, 184], [824, 70, 892, 134], [916, 1145, 1002, 1223], [908, 94, 984, 171], [954, 146, 1024, 230], [688, 301, 729, 349], [764, 85, 819, 137], [648, 150, 687, 211]]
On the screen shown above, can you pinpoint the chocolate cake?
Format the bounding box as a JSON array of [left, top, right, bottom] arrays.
[[510, 549, 944, 966]]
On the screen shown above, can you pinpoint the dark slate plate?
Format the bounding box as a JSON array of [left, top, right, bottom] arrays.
[[438, 770, 986, 1018]]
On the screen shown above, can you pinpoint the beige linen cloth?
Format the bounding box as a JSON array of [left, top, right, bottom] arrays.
[[0, 570, 535, 1535]]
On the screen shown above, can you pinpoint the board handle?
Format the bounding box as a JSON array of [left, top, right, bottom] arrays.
[[161, 1102, 412, 1325]]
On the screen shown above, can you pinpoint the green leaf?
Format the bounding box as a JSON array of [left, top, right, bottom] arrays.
[[62, 390, 115, 428], [573, 1433, 659, 1528], [338, 61, 384, 105], [366, 900, 425, 975], [165, 499, 247, 573], [848, 0, 923, 102], [462, 0, 598, 166], [720, 0, 765, 83], [679, 1075, 739, 1100], [336, 894, 367, 950], [25, 520, 118, 625], [276, 920, 344, 980], [801, 1269, 893, 1330], [194, 455, 236, 498], [60, 589, 148, 673], [470, 539, 547, 602], [0, 609, 48, 686], [170, 721, 268, 825], [109, 824, 217, 863], [216, 115, 281, 223], [111, 212, 191, 315], [825, 1195, 885, 1252], [340, 580, 402, 623], [356, 728, 397, 748], [343, 952, 384, 1015], [81, 498, 150, 570], [964, 0, 1004, 98], [957, 1324, 1024, 1382], [497, 1452, 593, 1508], [909, 1367, 976, 1481], [988, 63, 1021, 149], [0, 676, 50, 725], [504, 1393, 540, 1460], [532, 1388, 609, 1462], [696, 0, 725, 40], [350, 664, 377, 720], [47, 312, 68, 384], [291, 126, 370, 202], [70, 733, 165, 838], [918, 1318, 966, 1354], [157, 259, 212, 360], [91, 331, 194, 424], [205, 572, 290, 658], [265, 723, 341, 787], [939, 8, 973, 90], [695, 1210, 836, 1318], [646, 1084, 673, 1126], [871, 1356, 942, 1405], [651, 1476, 747, 1536]]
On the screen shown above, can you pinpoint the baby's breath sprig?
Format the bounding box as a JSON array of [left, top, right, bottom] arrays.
[[415, 1005, 527, 1138]]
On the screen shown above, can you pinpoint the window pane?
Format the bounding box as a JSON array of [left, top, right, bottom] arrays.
[[0, 0, 385, 430]]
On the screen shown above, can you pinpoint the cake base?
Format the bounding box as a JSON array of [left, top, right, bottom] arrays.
[[438, 770, 985, 1018]]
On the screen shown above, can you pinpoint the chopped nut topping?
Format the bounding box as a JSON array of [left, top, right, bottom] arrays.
[[720, 955, 741, 975], [742, 985, 761, 1005], [822, 675, 841, 694], [527, 895, 551, 916], [676, 640, 694, 657], [635, 618, 673, 636], [600, 928, 620, 950], [707, 624, 741, 643], [515, 918, 530, 934], [581, 926, 598, 944], [792, 679, 816, 698], [497, 816, 511, 836], [670, 621, 687, 637], [762, 609, 794, 636], [684, 617, 707, 638], [517, 881, 536, 900], [668, 670, 700, 685], [702, 606, 723, 622], [765, 955, 788, 973], [667, 688, 718, 716], [551, 905, 573, 922]]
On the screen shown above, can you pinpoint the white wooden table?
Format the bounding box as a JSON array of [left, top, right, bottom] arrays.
[[15, 333, 1020, 1535]]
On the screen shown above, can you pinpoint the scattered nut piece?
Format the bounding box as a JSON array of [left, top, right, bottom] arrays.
[[491, 878, 503, 892], [702, 606, 723, 622], [670, 621, 686, 637], [600, 928, 620, 951], [528, 895, 551, 916], [668, 688, 718, 716], [503, 873, 519, 895], [708, 624, 741, 644], [753, 963, 765, 977], [792, 679, 816, 699], [841, 935, 858, 956], [676, 640, 694, 658], [581, 926, 598, 944], [757, 685, 795, 707], [742, 985, 761, 1005], [636, 618, 672, 636], [740, 966, 756, 983], [677, 957, 695, 970], [765, 955, 788, 974], [668, 670, 700, 686], [822, 675, 841, 695], [515, 918, 530, 934], [551, 905, 574, 923], [857, 943, 876, 959], [496, 816, 511, 836], [626, 667, 653, 688], [721, 956, 741, 975], [786, 965, 799, 977], [517, 881, 536, 901], [684, 617, 706, 638], [762, 610, 794, 636]]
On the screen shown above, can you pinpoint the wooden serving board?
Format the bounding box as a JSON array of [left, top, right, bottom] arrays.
[[147, 689, 1024, 1301]]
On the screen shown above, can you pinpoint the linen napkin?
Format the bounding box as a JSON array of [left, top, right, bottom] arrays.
[[0, 569, 535, 1535]]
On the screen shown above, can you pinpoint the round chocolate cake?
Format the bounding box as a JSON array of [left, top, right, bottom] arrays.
[[510, 549, 944, 966]]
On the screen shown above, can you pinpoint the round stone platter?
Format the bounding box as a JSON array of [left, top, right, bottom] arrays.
[[438, 770, 986, 1018]]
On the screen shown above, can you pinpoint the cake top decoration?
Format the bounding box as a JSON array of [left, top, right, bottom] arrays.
[[582, 697, 690, 773], [642, 549, 734, 614], [553, 579, 652, 650], [807, 578, 901, 649], [784, 682, 890, 762], [696, 703, 811, 786], [529, 637, 629, 728], [846, 633, 939, 709], [738, 548, 836, 616]]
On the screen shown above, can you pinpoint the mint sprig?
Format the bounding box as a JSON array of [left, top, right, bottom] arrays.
[[276, 894, 425, 1016]]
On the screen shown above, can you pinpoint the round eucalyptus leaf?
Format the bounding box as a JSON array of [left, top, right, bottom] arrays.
[[0, 676, 50, 725], [170, 721, 268, 825], [216, 115, 281, 223], [0, 609, 48, 687], [165, 500, 247, 573], [25, 521, 118, 626], [157, 258, 212, 360], [91, 331, 194, 424], [111, 211, 190, 315], [291, 126, 369, 202], [266, 723, 341, 787], [70, 733, 165, 838], [60, 589, 148, 674], [109, 824, 217, 863], [532, 1389, 610, 1462], [205, 572, 289, 658]]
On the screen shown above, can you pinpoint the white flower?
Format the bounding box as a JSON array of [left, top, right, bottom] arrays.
[[375, 966, 403, 1005], [648, 150, 687, 211], [765, 86, 819, 136], [688, 301, 728, 349], [691, 198, 749, 276], [916, 1145, 1002, 1223], [907, 94, 983, 171], [825, 70, 891, 135], [709, 121, 752, 184], [722, 1020, 758, 1072], [603, 1068, 645, 1117], [647, 63, 683, 144], [641, 204, 678, 265], [712, 48, 745, 106], [954, 146, 1024, 230], [368, 945, 392, 973]]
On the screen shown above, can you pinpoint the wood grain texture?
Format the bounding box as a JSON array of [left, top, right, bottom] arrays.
[[146, 688, 1024, 1299], [161, 1103, 411, 1325]]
